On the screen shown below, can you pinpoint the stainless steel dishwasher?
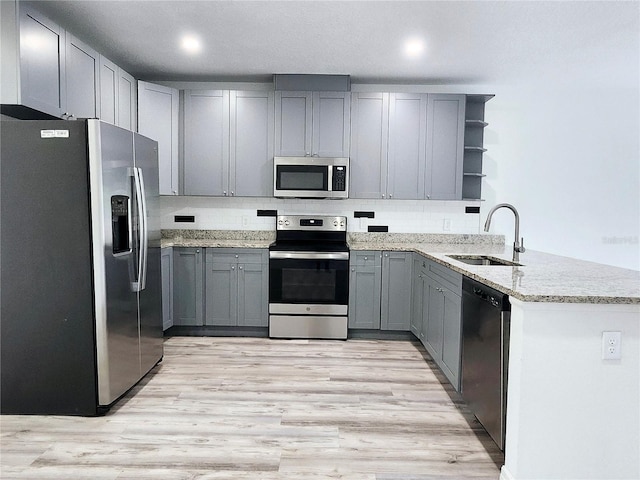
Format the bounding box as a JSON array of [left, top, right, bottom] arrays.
[[461, 277, 511, 451]]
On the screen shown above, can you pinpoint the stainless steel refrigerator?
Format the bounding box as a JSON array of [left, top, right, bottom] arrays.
[[1, 119, 163, 415]]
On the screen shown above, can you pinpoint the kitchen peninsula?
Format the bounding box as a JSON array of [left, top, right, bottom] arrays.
[[163, 229, 640, 480]]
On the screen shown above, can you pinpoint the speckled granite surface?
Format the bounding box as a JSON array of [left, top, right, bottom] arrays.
[[162, 230, 640, 304], [161, 229, 274, 249]]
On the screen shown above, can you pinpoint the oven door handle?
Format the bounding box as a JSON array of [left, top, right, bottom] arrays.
[[269, 251, 349, 260]]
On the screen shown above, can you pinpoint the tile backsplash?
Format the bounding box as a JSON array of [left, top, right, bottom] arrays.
[[161, 196, 482, 234]]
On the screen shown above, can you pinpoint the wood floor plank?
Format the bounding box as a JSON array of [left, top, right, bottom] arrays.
[[0, 337, 503, 479]]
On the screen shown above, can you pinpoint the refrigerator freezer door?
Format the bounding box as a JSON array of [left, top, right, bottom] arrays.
[[88, 120, 142, 405], [134, 132, 164, 376]]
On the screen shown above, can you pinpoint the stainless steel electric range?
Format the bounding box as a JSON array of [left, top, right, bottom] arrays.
[[269, 215, 349, 339]]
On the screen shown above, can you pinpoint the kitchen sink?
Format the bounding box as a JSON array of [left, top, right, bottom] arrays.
[[447, 255, 523, 267]]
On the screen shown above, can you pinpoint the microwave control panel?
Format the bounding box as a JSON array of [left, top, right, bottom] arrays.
[[332, 166, 347, 192]]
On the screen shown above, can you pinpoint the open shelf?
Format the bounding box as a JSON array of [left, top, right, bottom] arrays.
[[462, 95, 493, 201]]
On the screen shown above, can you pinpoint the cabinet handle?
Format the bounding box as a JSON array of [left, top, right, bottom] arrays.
[[172, 190, 177, 195], [384, 253, 389, 257], [223, 191, 227, 196], [389, 194, 393, 198], [196, 249, 200, 253], [235, 254, 239, 258], [427, 195, 431, 199], [239, 266, 243, 270], [381, 194, 385, 198], [352, 268, 356, 272], [364, 256, 368, 261], [305, 152, 311, 156], [231, 191, 235, 196], [231, 266, 235, 270]]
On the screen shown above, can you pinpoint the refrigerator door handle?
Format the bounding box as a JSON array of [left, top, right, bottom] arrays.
[[136, 167, 148, 291], [131, 167, 147, 292]]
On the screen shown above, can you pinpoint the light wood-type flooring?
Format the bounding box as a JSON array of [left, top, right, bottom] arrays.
[[1, 337, 503, 479]]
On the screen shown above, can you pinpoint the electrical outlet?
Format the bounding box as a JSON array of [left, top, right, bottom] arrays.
[[443, 218, 451, 231], [242, 216, 249, 227], [602, 331, 622, 360]]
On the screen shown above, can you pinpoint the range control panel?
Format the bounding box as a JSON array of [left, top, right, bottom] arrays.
[[276, 215, 347, 232]]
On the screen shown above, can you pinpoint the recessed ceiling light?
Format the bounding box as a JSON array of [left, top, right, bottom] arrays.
[[404, 38, 425, 58], [180, 35, 202, 55]]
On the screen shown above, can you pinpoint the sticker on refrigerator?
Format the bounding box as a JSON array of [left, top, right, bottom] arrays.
[[40, 130, 69, 138]]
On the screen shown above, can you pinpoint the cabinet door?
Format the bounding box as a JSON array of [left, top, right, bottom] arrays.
[[381, 252, 412, 331], [18, 5, 65, 117], [312, 91, 350, 157], [173, 248, 203, 326], [183, 90, 230, 196], [117, 69, 136, 131], [425, 94, 465, 200], [441, 288, 462, 390], [411, 265, 428, 342], [99, 56, 118, 124], [424, 278, 444, 360], [65, 34, 99, 119], [138, 81, 179, 195], [205, 262, 237, 326], [387, 93, 425, 199], [349, 92, 389, 199], [348, 264, 382, 329], [275, 91, 312, 156], [161, 247, 173, 331], [238, 263, 268, 327], [230, 90, 274, 197]]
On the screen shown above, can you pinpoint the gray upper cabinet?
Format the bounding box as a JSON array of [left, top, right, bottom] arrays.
[[425, 94, 465, 200], [230, 91, 275, 197], [117, 69, 137, 131], [17, 4, 65, 117], [183, 90, 229, 196], [380, 251, 413, 330], [348, 251, 382, 329], [138, 81, 179, 195], [350, 92, 466, 200], [99, 56, 118, 124], [275, 91, 350, 157], [1, 3, 133, 124], [65, 34, 99, 119], [0, 3, 65, 118], [99, 56, 137, 129], [183, 90, 274, 197], [349, 92, 389, 199], [387, 93, 426, 199]]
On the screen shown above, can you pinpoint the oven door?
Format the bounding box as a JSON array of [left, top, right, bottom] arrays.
[[269, 252, 349, 315]]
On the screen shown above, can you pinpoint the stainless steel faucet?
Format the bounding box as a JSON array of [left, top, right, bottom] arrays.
[[484, 203, 525, 263]]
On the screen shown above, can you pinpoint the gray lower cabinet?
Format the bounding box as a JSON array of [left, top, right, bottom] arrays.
[[348, 251, 382, 329], [161, 247, 174, 331], [204, 249, 268, 327], [412, 254, 463, 390], [381, 251, 413, 330], [348, 251, 412, 331], [173, 247, 204, 326]]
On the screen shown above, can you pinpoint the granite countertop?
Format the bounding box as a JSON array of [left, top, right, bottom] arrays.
[[348, 234, 640, 305], [161, 230, 640, 304]]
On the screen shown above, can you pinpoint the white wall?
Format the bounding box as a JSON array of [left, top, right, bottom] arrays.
[[483, 82, 640, 271], [503, 300, 640, 480], [161, 196, 482, 234]]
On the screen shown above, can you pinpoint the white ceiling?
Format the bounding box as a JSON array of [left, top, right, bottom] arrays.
[[29, 0, 639, 85]]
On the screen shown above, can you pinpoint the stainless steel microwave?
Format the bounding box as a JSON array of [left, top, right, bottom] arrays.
[[273, 157, 349, 199]]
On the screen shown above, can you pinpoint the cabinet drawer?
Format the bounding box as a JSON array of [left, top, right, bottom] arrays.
[[351, 251, 381, 267], [415, 255, 462, 294], [206, 248, 267, 264]]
